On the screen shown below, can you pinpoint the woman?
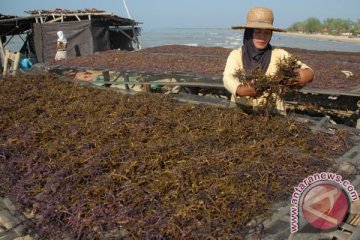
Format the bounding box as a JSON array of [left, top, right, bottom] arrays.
[[223, 7, 314, 113], [55, 31, 67, 61]]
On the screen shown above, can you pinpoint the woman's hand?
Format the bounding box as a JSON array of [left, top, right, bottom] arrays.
[[236, 81, 257, 97], [296, 68, 314, 86]]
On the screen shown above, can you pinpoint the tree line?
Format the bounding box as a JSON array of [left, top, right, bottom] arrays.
[[287, 17, 360, 35]]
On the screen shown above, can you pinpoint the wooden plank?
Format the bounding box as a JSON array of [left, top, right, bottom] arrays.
[[300, 87, 360, 97], [350, 86, 360, 94], [93, 80, 225, 88]]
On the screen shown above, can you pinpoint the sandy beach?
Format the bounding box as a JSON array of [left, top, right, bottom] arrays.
[[279, 32, 360, 44]]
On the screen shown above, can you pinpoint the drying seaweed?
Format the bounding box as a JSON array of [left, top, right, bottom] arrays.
[[47, 45, 360, 90], [0, 74, 353, 239]]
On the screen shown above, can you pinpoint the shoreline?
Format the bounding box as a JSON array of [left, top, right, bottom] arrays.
[[278, 32, 360, 44]]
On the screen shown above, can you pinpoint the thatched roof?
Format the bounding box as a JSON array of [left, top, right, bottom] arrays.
[[0, 9, 140, 37]]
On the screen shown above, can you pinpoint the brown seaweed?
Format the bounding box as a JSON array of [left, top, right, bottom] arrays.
[[0, 74, 353, 239]]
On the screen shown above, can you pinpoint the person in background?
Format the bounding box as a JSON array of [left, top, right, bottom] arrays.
[[223, 7, 314, 113], [55, 31, 67, 61]]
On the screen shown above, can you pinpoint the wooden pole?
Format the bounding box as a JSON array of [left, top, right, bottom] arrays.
[[102, 71, 111, 87], [2, 50, 9, 76], [38, 11, 44, 23], [12, 52, 20, 76], [0, 37, 5, 72], [3, 50, 21, 77], [124, 72, 130, 90], [142, 84, 151, 93]]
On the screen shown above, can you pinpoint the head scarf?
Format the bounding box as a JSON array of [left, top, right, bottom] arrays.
[[241, 28, 272, 74], [57, 31, 67, 44]]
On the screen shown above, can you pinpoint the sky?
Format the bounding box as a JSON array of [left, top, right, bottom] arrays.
[[1, 0, 359, 29]]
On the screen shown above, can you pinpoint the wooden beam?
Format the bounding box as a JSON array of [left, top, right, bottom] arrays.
[[117, 28, 141, 49], [46, 16, 63, 23], [110, 26, 139, 30], [0, 15, 38, 23], [34, 12, 113, 17], [118, 29, 134, 42], [0, 12, 114, 24]]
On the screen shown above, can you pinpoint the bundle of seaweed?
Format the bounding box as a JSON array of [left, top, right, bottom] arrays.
[[234, 56, 302, 111], [0, 74, 352, 239], [239, 56, 301, 95]]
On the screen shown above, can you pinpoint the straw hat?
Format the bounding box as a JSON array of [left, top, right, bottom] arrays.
[[232, 7, 286, 32]]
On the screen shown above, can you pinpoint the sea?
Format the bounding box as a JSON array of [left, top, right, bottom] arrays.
[[5, 28, 360, 53], [138, 28, 360, 52]]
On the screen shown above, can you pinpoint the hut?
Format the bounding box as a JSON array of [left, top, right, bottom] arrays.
[[0, 9, 141, 67]]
